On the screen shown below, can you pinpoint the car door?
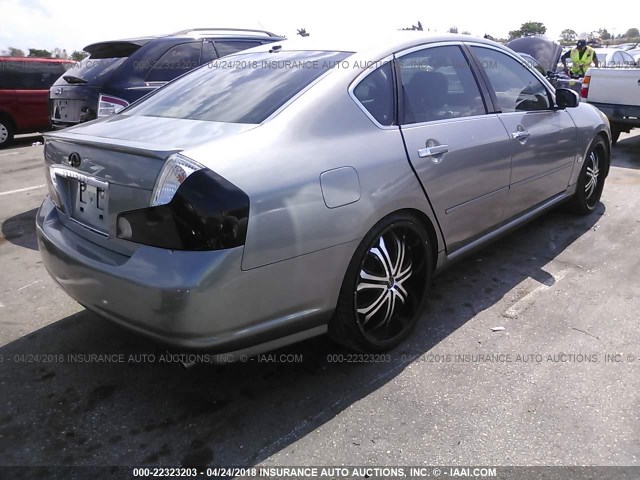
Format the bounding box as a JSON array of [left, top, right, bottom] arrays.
[[469, 45, 577, 220], [397, 44, 513, 252]]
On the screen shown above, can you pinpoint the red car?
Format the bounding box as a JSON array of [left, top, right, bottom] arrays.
[[0, 57, 74, 147]]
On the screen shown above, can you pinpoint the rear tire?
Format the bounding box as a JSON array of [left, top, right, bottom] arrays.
[[0, 117, 14, 148], [329, 212, 433, 352], [567, 137, 608, 215]]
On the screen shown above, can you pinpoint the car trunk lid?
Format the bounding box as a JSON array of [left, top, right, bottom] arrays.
[[43, 115, 257, 255]]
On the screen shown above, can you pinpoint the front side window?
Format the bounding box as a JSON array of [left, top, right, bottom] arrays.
[[471, 46, 551, 113], [353, 61, 394, 126], [127, 50, 352, 124], [146, 43, 202, 82], [398, 45, 486, 125]]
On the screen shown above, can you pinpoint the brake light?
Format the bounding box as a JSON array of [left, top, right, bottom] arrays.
[[97, 94, 129, 117], [580, 76, 591, 99]]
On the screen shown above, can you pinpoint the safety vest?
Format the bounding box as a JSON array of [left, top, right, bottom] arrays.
[[570, 47, 595, 75]]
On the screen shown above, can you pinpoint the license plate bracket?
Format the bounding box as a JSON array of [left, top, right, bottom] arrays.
[[70, 177, 109, 235]]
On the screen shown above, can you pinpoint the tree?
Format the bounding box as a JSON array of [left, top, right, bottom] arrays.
[[1, 47, 25, 57], [598, 28, 611, 40], [70, 50, 88, 62], [296, 28, 309, 37], [448, 26, 459, 34], [400, 21, 423, 31], [626, 27, 639, 39], [461, 31, 471, 35], [508, 29, 522, 40], [560, 29, 577, 42], [51, 48, 68, 59], [27, 48, 51, 58], [520, 21, 546, 36]]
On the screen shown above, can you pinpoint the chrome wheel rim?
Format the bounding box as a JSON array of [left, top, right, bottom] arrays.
[[355, 226, 427, 343], [584, 150, 600, 205], [0, 123, 8, 144]]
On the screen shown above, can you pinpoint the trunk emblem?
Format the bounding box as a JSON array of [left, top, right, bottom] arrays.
[[68, 152, 81, 168], [54, 87, 63, 95]]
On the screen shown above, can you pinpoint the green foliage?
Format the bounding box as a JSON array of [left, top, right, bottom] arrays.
[[27, 48, 51, 58], [70, 50, 88, 62]]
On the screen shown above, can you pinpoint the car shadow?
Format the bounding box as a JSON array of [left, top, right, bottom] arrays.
[[0, 204, 603, 468], [1, 208, 38, 250]]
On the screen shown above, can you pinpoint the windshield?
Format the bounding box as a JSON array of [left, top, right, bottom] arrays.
[[124, 50, 352, 124]]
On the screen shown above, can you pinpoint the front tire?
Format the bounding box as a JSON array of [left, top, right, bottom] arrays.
[[567, 137, 608, 215], [329, 213, 433, 352]]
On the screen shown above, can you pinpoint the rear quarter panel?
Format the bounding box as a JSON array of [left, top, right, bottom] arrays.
[[181, 68, 442, 272]]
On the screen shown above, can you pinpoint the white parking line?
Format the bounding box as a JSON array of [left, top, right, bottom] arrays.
[[0, 184, 46, 196], [503, 269, 568, 319]]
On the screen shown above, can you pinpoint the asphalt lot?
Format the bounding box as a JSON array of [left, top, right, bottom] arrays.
[[0, 131, 639, 469]]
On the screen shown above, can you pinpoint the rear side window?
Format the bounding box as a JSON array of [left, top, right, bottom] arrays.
[[146, 42, 202, 82], [353, 61, 395, 126], [0, 61, 20, 89], [0, 61, 70, 90], [399, 45, 486, 124], [126, 50, 352, 124], [214, 40, 263, 57]]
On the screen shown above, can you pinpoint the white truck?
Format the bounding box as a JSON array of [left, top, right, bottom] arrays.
[[581, 67, 640, 144]]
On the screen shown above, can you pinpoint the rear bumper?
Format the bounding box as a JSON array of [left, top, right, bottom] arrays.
[[36, 197, 342, 353], [588, 102, 640, 129]]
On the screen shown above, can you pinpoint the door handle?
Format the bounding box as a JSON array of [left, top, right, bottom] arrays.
[[418, 144, 449, 158], [512, 130, 531, 140]]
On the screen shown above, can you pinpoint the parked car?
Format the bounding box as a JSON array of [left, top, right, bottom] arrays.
[[582, 66, 640, 143], [0, 57, 74, 147], [507, 36, 582, 92], [37, 33, 611, 357], [593, 48, 637, 68], [626, 48, 640, 63], [49, 28, 285, 129]]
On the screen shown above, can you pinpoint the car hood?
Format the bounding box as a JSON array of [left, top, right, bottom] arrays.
[[50, 114, 258, 151], [507, 36, 562, 74]]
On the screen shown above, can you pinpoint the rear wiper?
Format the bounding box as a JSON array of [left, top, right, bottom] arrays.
[[62, 75, 88, 84]]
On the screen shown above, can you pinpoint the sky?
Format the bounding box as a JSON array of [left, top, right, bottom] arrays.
[[1, 0, 638, 54]]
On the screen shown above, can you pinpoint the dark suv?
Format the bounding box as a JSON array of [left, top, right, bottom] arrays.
[[50, 28, 285, 128]]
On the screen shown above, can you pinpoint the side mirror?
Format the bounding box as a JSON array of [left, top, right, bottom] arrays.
[[555, 88, 579, 108]]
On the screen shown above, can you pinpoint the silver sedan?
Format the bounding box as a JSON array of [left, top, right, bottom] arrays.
[[37, 34, 611, 356]]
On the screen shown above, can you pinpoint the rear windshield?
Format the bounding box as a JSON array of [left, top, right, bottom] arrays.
[[53, 57, 127, 85], [124, 50, 352, 124], [53, 42, 143, 86]]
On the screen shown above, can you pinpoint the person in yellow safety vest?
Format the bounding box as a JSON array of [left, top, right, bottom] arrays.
[[561, 39, 599, 77]]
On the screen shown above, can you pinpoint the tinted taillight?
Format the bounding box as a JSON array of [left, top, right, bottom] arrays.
[[117, 169, 249, 251]]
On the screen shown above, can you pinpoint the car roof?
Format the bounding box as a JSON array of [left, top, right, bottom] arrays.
[[83, 28, 285, 51], [0, 57, 74, 63], [240, 32, 502, 59]]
